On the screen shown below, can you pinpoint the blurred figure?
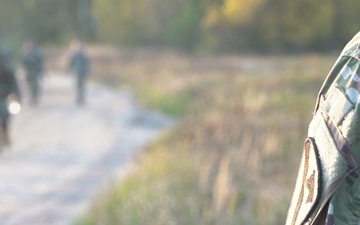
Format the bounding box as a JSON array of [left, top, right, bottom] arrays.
[[68, 39, 90, 106], [0, 48, 21, 146], [22, 41, 44, 106]]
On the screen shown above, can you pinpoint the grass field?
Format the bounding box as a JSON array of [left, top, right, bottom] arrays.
[[69, 49, 338, 225]]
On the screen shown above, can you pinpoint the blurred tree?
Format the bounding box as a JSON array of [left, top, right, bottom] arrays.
[[93, 0, 136, 45], [0, 0, 95, 49], [282, 0, 334, 51], [222, 0, 264, 24], [247, 0, 285, 52], [161, 0, 203, 49], [94, 0, 203, 50], [0, 1, 25, 50], [201, 0, 360, 52], [329, 0, 360, 48], [201, 0, 266, 52], [2, 0, 360, 53], [22, 1, 62, 43], [26, 0, 96, 43]]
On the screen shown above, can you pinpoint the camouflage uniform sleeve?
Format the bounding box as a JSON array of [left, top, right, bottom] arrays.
[[285, 31, 360, 225], [323, 31, 360, 225], [326, 169, 360, 225]]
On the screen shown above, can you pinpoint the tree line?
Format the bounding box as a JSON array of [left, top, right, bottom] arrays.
[[1, 0, 360, 53]]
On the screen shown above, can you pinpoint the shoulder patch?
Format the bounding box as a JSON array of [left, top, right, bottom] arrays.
[[286, 138, 321, 225]]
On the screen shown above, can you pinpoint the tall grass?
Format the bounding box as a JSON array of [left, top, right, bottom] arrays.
[[73, 50, 337, 225]]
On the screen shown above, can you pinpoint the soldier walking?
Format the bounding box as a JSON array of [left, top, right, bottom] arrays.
[[22, 41, 44, 106], [0, 49, 21, 146], [68, 39, 90, 106]]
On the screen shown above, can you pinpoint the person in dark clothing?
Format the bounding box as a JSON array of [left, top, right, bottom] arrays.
[[22, 41, 44, 106], [0, 49, 21, 146], [68, 39, 90, 106]]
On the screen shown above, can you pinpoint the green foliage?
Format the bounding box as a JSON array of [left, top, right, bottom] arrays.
[[93, 0, 204, 49], [0, 0, 94, 46], [137, 88, 190, 116], [79, 148, 200, 225], [92, 0, 360, 52], [93, 0, 139, 45], [283, 0, 334, 49], [2, 0, 360, 52], [163, 0, 203, 49]]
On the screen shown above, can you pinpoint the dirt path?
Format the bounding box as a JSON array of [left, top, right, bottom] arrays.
[[0, 73, 174, 225]]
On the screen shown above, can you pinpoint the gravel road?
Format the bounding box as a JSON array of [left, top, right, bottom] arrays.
[[0, 73, 173, 225]]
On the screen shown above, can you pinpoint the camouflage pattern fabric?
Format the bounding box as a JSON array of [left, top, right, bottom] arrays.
[[321, 32, 360, 225], [286, 32, 360, 225]]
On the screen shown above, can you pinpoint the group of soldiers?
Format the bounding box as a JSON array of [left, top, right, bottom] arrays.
[[0, 39, 90, 147]]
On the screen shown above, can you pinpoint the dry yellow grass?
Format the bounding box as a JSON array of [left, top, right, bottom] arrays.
[[62, 48, 338, 225]]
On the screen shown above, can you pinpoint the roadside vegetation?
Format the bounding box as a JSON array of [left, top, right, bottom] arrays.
[[1, 1, 357, 224], [74, 49, 337, 225]]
